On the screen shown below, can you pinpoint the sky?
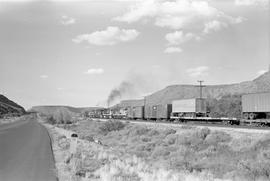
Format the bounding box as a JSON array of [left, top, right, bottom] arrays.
[[0, 0, 269, 109]]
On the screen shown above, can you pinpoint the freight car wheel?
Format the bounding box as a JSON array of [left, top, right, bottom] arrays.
[[243, 113, 249, 120], [249, 113, 256, 120]]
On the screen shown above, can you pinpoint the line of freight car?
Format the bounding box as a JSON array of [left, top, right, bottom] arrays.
[[87, 98, 239, 125], [87, 92, 270, 126]]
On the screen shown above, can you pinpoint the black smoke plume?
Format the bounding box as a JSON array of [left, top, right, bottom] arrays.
[[106, 71, 161, 107], [107, 81, 137, 107]]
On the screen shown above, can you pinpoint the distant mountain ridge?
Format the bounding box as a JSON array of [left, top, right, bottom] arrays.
[[0, 95, 25, 116], [30, 105, 101, 116], [145, 71, 270, 105]]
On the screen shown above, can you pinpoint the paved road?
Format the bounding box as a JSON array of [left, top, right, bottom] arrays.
[[0, 117, 57, 181]]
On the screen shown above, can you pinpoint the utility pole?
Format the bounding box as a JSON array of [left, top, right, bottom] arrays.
[[196, 80, 206, 99]]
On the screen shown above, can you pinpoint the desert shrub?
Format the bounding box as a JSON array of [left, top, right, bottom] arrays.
[[144, 142, 156, 152], [141, 136, 151, 142], [252, 136, 270, 151], [169, 147, 195, 171], [163, 129, 176, 136], [135, 144, 146, 152], [236, 157, 270, 181], [83, 158, 102, 172], [165, 146, 178, 154], [147, 129, 160, 136], [151, 146, 170, 158], [132, 149, 149, 158], [175, 135, 191, 146], [232, 138, 270, 180], [128, 126, 149, 136], [46, 115, 57, 124], [259, 148, 270, 160], [229, 136, 255, 151], [99, 120, 125, 135], [165, 134, 177, 145], [205, 131, 232, 145], [175, 133, 200, 147], [129, 136, 140, 143], [196, 145, 238, 176], [57, 136, 70, 150], [196, 128, 211, 140], [81, 135, 94, 142], [174, 130, 211, 151]]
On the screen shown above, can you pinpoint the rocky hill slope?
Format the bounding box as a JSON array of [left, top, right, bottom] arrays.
[[0, 95, 25, 117], [145, 71, 270, 105]]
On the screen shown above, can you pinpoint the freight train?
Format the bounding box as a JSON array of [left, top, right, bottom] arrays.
[[87, 92, 270, 126]]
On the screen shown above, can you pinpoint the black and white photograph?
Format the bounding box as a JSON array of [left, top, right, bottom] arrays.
[[0, 0, 269, 181]]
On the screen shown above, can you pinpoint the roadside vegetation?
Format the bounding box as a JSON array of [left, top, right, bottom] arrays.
[[46, 119, 270, 181], [0, 114, 30, 124], [43, 108, 73, 124]]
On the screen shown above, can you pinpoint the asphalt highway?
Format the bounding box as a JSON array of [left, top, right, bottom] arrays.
[[0, 118, 57, 181]]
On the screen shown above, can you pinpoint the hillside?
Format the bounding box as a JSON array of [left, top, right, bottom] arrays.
[[145, 71, 270, 105], [30, 105, 100, 116], [0, 95, 25, 117]]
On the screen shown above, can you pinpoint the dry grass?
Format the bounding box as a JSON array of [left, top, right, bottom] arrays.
[[46, 119, 270, 181]]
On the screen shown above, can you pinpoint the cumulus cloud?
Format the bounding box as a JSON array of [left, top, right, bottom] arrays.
[[165, 31, 198, 45], [84, 68, 104, 75], [229, 16, 246, 24], [0, 0, 35, 1], [186, 66, 209, 77], [257, 70, 267, 75], [164, 47, 182, 53], [40, 75, 48, 79], [72, 26, 139, 46], [114, 0, 220, 29], [235, 0, 269, 6], [48, 0, 144, 1], [203, 20, 228, 34], [114, 0, 245, 37], [61, 15, 76, 25]]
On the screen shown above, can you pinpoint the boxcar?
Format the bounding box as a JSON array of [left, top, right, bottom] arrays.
[[242, 92, 270, 120], [132, 106, 144, 119], [145, 104, 172, 120], [126, 107, 133, 119]]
